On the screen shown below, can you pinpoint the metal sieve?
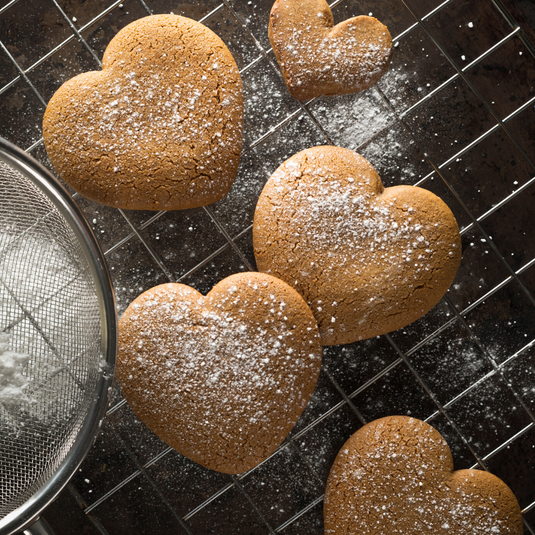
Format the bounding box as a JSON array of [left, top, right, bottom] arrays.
[[0, 138, 117, 535]]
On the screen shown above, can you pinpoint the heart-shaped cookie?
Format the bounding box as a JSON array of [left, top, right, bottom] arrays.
[[43, 15, 243, 211], [324, 416, 523, 534], [253, 146, 461, 346], [269, 0, 393, 100], [117, 272, 322, 474]]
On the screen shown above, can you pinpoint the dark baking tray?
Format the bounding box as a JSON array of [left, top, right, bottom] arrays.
[[1, 0, 534, 533]]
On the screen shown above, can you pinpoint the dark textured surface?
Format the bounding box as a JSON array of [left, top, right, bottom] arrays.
[[0, 0, 534, 534], [501, 0, 535, 45]]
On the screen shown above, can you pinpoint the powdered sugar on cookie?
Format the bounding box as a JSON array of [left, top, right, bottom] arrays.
[[325, 416, 523, 534], [269, 0, 393, 100], [253, 146, 461, 345], [117, 272, 322, 474], [43, 15, 243, 211]]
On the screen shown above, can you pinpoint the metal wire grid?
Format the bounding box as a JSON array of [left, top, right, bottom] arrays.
[[1, 0, 534, 533], [0, 159, 104, 521]]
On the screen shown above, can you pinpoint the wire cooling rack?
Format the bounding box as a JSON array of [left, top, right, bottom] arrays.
[[1, 0, 535, 533]]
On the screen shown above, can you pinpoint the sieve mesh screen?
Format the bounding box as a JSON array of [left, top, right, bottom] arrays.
[[0, 159, 103, 520]]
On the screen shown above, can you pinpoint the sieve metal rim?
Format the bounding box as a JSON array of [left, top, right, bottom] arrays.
[[0, 137, 118, 535]]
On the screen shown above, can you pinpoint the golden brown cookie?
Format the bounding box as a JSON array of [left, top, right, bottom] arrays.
[[43, 15, 243, 211], [117, 272, 322, 474], [253, 146, 461, 346], [269, 0, 393, 100], [324, 416, 523, 535]]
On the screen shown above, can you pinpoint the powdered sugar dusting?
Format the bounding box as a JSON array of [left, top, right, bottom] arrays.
[[308, 88, 396, 152], [266, 157, 438, 287], [0, 333, 31, 406], [282, 26, 391, 91], [289, 176, 427, 264]]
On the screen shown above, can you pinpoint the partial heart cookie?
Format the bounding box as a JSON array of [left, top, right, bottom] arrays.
[[269, 0, 393, 100], [117, 272, 322, 474], [324, 416, 523, 534], [253, 146, 461, 346], [43, 15, 243, 211]]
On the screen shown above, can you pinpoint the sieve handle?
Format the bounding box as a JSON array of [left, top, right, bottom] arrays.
[[22, 518, 54, 535]]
